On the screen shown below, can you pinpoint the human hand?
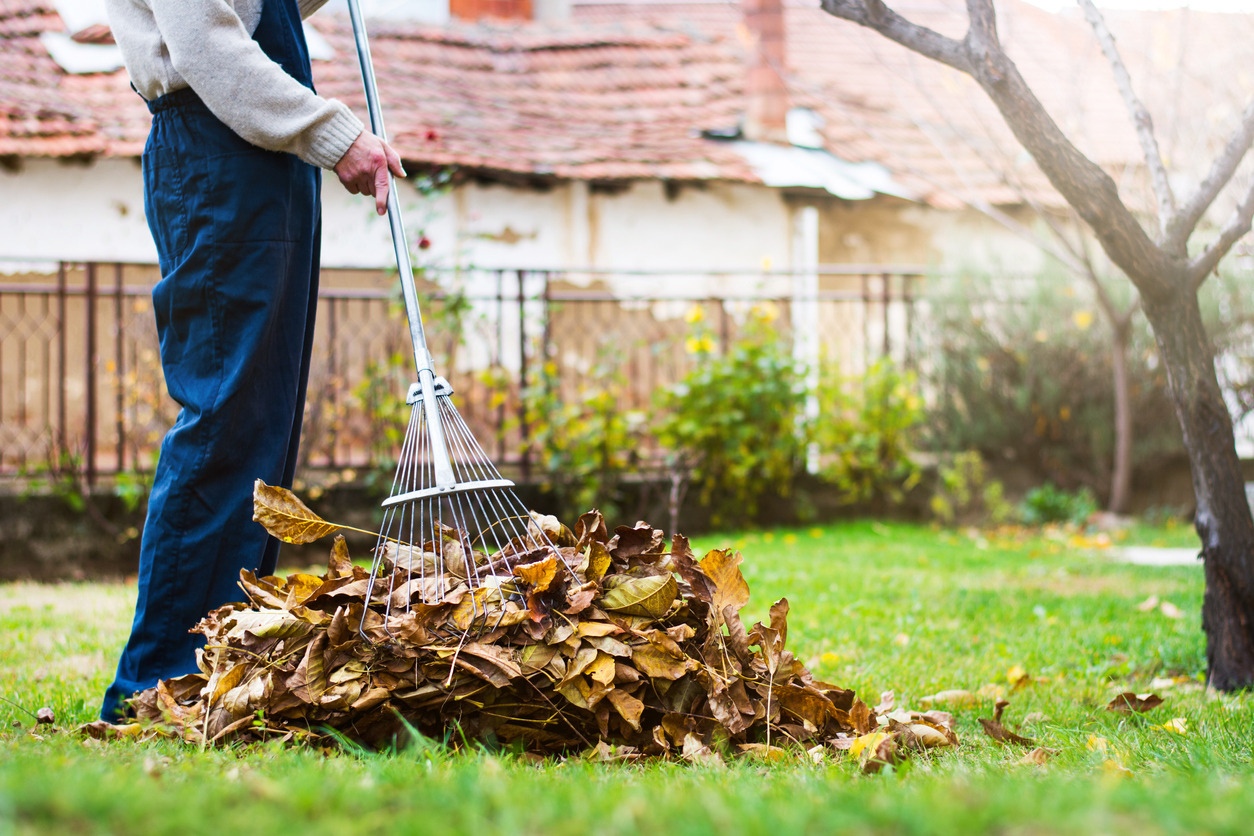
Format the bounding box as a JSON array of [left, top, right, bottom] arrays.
[[334, 131, 405, 215]]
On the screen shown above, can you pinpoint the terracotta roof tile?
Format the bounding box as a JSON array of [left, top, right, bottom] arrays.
[[3, 0, 1253, 212]]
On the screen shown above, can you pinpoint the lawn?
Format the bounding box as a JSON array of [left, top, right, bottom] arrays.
[[4, 519, 1246, 836]]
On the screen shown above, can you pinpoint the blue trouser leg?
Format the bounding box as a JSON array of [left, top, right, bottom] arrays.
[[101, 93, 321, 720]]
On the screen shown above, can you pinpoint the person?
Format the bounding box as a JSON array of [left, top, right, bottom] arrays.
[[100, 0, 403, 720]]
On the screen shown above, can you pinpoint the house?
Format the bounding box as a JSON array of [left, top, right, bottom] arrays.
[[2, 0, 1252, 474]]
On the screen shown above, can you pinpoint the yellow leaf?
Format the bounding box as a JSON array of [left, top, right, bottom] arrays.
[[1155, 717, 1188, 735], [849, 731, 890, 767], [1007, 665, 1030, 688], [1086, 735, 1109, 752], [514, 554, 558, 593], [1102, 758, 1132, 777]]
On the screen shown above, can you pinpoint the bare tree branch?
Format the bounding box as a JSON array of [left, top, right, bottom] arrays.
[[1166, 96, 1254, 253], [819, 0, 971, 73], [1189, 176, 1254, 288], [1078, 0, 1176, 238], [821, 0, 1179, 298]]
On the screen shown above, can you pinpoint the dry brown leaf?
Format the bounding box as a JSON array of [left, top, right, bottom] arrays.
[[700, 548, 750, 621], [598, 574, 677, 618], [252, 480, 345, 544], [1106, 692, 1164, 714]]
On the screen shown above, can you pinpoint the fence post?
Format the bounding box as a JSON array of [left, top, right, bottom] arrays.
[[517, 269, 530, 482], [85, 262, 97, 487], [114, 263, 124, 471], [57, 262, 66, 455]]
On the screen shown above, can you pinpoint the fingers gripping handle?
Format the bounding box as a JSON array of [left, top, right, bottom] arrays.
[[346, 0, 432, 374]]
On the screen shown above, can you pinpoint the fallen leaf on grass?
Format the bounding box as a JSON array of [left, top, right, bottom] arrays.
[[1019, 747, 1058, 765], [918, 689, 977, 709], [1006, 665, 1030, 689], [1136, 595, 1160, 612], [35, 707, 54, 725], [1101, 758, 1132, 777], [978, 700, 1035, 748], [1086, 735, 1109, 752], [1106, 692, 1164, 714], [1155, 717, 1188, 735], [977, 683, 1007, 701], [1159, 601, 1184, 619]]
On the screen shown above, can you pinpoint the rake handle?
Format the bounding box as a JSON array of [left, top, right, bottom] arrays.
[[345, 2, 456, 489], [345, 0, 433, 376]]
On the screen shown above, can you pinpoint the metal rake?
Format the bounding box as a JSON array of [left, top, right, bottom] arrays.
[[344, 0, 569, 638]]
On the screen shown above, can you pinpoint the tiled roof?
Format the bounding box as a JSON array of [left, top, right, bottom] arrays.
[[0, 0, 108, 156], [3, 0, 1253, 212], [575, 0, 1254, 210], [0, 2, 759, 182], [307, 17, 758, 181]]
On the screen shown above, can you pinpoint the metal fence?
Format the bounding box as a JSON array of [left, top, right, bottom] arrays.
[[0, 263, 922, 480]]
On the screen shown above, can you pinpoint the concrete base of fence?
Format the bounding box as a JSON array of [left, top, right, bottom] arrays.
[[0, 454, 1215, 582]]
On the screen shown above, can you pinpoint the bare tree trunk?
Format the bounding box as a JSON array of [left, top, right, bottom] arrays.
[[1108, 320, 1133, 514], [1142, 289, 1254, 689]]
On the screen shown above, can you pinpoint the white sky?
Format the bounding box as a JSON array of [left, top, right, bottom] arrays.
[[1022, 0, 1253, 10]]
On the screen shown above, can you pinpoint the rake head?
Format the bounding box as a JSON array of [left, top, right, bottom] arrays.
[[360, 373, 571, 640]]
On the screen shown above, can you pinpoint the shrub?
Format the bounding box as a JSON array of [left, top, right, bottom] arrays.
[[922, 268, 1181, 496], [521, 349, 645, 522], [930, 450, 1012, 526], [814, 358, 924, 506], [1020, 482, 1098, 525], [654, 305, 807, 526]]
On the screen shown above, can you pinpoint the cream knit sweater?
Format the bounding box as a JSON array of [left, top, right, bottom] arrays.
[[105, 0, 363, 169]]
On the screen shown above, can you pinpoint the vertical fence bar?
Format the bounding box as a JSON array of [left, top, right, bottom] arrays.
[[881, 272, 891, 358], [85, 262, 97, 486], [904, 274, 915, 370], [327, 297, 338, 468], [57, 262, 66, 454], [495, 270, 505, 464], [517, 269, 530, 482], [114, 263, 124, 471], [860, 273, 870, 372]]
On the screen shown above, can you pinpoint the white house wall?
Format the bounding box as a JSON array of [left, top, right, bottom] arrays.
[[1, 159, 797, 291]]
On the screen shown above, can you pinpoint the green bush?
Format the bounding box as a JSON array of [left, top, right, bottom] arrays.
[[922, 268, 1182, 497], [814, 358, 924, 506], [1020, 482, 1098, 525], [930, 450, 1012, 526], [653, 305, 806, 526], [521, 349, 645, 522]]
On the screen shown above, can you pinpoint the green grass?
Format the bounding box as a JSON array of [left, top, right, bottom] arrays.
[[3, 520, 1245, 836]]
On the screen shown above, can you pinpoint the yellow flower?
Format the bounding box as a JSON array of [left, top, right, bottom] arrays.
[[685, 305, 706, 324], [750, 302, 779, 323], [1073, 310, 1094, 330], [684, 335, 715, 354]]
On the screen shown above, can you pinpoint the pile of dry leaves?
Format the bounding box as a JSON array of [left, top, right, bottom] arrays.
[[120, 484, 959, 765]]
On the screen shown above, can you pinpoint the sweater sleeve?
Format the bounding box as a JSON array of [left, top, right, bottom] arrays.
[[151, 0, 362, 169]]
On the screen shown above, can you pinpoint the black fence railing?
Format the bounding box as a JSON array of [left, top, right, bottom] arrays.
[[0, 264, 923, 480]]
